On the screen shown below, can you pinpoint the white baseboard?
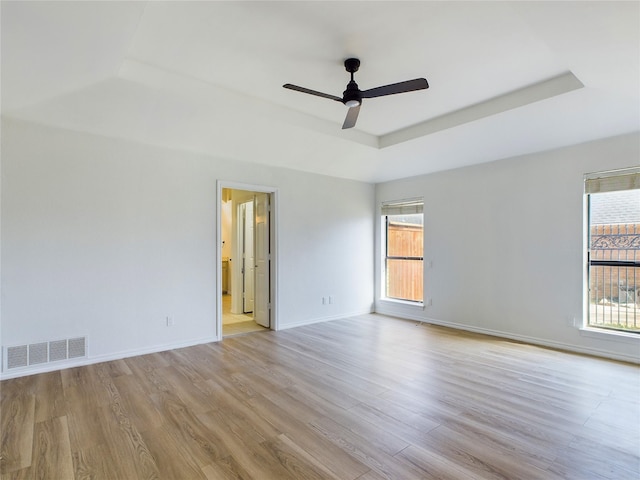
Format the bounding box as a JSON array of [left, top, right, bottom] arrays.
[[0, 335, 219, 380], [5, 307, 633, 380], [374, 311, 640, 364], [0, 308, 376, 379], [278, 308, 375, 331]]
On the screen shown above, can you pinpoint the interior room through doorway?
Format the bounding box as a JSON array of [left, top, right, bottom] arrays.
[[220, 188, 270, 336]]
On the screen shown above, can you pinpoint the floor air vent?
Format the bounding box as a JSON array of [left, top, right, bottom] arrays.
[[4, 337, 87, 372]]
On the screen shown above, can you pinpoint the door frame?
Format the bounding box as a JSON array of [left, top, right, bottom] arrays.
[[216, 180, 278, 340]]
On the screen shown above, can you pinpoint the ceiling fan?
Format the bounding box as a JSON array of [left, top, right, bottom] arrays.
[[283, 58, 429, 130]]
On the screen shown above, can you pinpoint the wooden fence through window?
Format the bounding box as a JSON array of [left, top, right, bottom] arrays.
[[387, 222, 423, 302]]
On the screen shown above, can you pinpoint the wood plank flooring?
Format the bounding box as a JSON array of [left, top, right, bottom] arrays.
[[2, 314, 639, 479]]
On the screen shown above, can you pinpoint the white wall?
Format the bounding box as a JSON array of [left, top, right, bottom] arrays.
[[376, 132, 640, 363], [1, 119, 374, 377]]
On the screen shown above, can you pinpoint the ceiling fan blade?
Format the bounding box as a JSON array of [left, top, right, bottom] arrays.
[[342, 104, 361, 129], [283, 84, 343, 102], [361, 78, 429, 98]]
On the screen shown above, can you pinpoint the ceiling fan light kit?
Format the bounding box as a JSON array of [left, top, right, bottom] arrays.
[[283, 58, 429, 130]]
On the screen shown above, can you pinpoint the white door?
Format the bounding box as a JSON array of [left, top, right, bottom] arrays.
[[254, 193, 270, 328], [242, 201, 254, 313]]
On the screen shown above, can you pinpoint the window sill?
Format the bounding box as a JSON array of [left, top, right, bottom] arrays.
[[378, 298, 424, 309], [579, 326, 640, 344]]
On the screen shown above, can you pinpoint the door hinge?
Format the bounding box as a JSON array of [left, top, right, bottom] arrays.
[[267, 303, 271, 310]]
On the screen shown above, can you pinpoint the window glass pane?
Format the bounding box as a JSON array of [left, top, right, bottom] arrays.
[[387, 214, 423, 257], [588, 189, 640, 332], [386, 259, 423, 302], [384, 210, 424, 303]]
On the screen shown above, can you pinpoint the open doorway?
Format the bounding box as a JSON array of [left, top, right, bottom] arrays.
[[218, 185, 275, 337]]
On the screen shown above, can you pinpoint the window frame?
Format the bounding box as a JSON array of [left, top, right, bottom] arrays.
[[381, 199, 424, 304], [584, 168, 640, 334]]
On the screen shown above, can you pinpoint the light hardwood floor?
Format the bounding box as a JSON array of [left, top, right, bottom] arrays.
[[1, 314, 639, 479]]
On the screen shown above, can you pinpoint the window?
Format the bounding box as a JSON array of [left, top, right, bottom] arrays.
[[382, 199, 424, 303], [585, 168, 640, 333]]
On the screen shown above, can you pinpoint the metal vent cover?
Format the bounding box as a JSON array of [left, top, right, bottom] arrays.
[[3, 336, 88, 372], [6, 345, 28, 370], [49, 340, 68, 362], [68, 337, 86, 358], [29, 343, 48, 365]]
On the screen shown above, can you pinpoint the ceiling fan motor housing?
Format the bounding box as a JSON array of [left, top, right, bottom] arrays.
[[343, 80, 362, 106]]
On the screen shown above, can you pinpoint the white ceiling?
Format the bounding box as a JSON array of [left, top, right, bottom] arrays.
[[2, 1, 639, 183]]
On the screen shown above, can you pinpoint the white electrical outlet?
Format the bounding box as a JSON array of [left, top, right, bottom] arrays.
[[329, 295, 333, 304], [166, 316, 174, 327], [322, 297, 326, 305]]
